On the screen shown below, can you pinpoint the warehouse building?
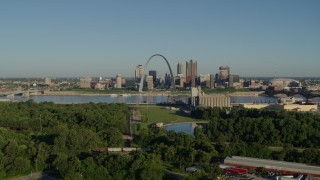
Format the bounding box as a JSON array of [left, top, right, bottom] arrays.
[[223, 156, 320, 178], [191, 86, 230, 108]]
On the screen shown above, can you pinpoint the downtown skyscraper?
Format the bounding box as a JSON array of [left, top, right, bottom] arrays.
[[186, 60, 197, 87], [135, 65, 144, 83], [177, 63, 183, 75]]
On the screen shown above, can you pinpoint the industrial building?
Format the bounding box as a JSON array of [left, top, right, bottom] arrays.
[[191, 86, 230, 108], [198, 95, 230, 108], [223, 156, 320, 178]]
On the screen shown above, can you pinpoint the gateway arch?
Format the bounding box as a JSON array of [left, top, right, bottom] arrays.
[[139, 54, 175, 93]]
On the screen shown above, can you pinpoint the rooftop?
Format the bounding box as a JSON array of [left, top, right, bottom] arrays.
[[224, 156, 320, 175]]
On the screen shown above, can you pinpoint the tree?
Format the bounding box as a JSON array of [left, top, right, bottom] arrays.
[[11, 157, 31, 174], [194, 127, 206, 140], [301, 148, 320, 165], [136, 154, 164, 180], [102, 127, 123, 147], [64, 172, 83, 180]]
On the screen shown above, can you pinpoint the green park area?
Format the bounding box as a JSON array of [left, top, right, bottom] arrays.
[[131, 105, 198, 132], [140, 106, 195, 123]]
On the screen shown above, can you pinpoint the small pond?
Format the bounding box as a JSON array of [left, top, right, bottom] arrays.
[[164, 123, 194, 135]]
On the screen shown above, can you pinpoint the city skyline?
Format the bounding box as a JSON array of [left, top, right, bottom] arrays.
[[1, 1, 320, 78]]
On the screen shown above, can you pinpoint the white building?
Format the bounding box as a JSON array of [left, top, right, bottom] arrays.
[[116, 74, 122, 89], [146, 75, 153, 90], [135, 65, 144, 83], [80, 77, 92, 88]]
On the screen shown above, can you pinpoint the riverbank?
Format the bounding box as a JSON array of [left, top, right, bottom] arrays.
[[37, 90, 179, 97], [38, 90, 265, 97], [229, 91, 265, 96]]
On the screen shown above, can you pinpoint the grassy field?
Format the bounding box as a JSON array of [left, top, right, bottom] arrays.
[[139, 106, 196, 124], [131, 105, 198, 134]]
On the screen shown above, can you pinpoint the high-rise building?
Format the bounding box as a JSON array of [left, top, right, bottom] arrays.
[[135, 65, 144, 83], [219, 66, 230, 81], [122, 78, 126, 85], [174, 75, 186, 88], [228, 74, 240, 88], [186, 60, 197, 87], [124, 78, 136, 88], [177, 63, 183, 75], [149, 70, 157, 87], [210, 74, 215, 88], [116, 74, 122, 89], [146, 75, 154, 90], [228, 74, 233, 87], [165, 73, 172, 88], [186, 60, 197, 77], [80, 77, 92, 88]]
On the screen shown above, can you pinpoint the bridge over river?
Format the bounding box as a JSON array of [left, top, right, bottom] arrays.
[[272, 90, 320, 99], [0, 90, 43, 97]]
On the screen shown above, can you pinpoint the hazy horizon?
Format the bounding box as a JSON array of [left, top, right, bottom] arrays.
[[1, 1, 319, 78]]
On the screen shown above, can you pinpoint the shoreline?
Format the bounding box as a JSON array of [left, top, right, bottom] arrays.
[[229, 91, 265, 97], [35, 90, 180, 97], [29, 90, 268, 97]]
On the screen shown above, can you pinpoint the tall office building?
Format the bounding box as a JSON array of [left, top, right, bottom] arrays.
[[186, 60, 197, 77], [186, 60, 197, 87], [149, 70, 157, 87], [210, 74, 215, 88], [146, 75, 154, 90], [135, 65, 144, 83], [177, 63, 183, 75], [125, 78, 136, 88], [219, 66, 230, 81], [228, 74, 233, 87], [229, 74, 240, 87], [165, 73, 172, 88], [116, 74, 122, 89]]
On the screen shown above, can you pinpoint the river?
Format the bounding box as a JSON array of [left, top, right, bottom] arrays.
[[1, 94, 320, 104]]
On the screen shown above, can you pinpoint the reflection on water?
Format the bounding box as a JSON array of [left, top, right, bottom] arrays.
[[311, 97, 320, 103], [164, 123, 193, 135], [28, 95, 188, 104], [230, 96, 278, 103], [27, 95, 279, 104]]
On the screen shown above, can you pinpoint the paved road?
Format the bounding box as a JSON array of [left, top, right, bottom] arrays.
[[11, 172, 59, 180], [164, 169, 187, 179]]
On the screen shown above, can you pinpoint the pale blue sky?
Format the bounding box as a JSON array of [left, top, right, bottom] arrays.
[[0, 0, 319, 78]]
